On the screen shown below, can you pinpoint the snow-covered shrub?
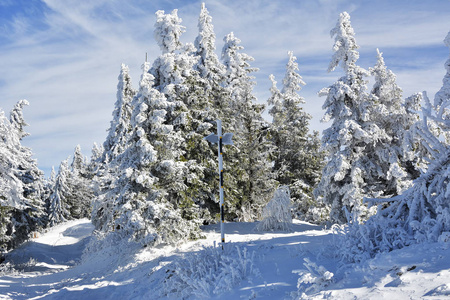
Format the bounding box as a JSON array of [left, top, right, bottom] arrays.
[[161, 244, 259, 299], [256, 186, 292, 232], [292, 257, 334, 299], [0, 261, 18, 276]]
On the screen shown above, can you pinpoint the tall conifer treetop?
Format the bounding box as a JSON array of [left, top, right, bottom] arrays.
[[9, 99, 30, 140], [328, 11, 359, 73], [194, 2, 223, 83], [154, 9, 185, 54], [434, 31, 450, 109]]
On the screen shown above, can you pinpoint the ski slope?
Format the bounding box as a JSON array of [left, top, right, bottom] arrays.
[[1, 219, 450, 299]]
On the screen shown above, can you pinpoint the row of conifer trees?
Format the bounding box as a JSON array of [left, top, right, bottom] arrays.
[[2, 5, 449, 254]]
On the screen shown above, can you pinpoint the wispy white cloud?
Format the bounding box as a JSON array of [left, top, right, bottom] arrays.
[[0, 0, 449, 175]]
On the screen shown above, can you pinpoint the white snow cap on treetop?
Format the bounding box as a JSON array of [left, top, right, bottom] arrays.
[[154, 9, 185, 54], [328, 11, 359, 73]]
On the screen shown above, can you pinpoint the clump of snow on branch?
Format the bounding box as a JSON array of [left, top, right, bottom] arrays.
[[256, 186, 292, 232]]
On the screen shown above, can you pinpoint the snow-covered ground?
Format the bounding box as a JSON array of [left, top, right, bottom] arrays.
[[1, 219, 450, 299]]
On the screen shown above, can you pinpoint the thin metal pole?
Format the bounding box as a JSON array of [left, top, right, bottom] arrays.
[[217, 120, 225, 247]]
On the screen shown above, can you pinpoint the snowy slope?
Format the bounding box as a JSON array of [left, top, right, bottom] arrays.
[[1, 219, 450, 299]]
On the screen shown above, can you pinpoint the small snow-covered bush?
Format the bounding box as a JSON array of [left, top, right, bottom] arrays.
[[256, 186, 292, 232], [0, 261, 18, 276], [292, 257, 334, 299], [161, 244, 259, 299]]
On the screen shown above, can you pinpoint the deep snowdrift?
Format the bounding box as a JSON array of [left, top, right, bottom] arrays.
[[1, 219, 450, 299]]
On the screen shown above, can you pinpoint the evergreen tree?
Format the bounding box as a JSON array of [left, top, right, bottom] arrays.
[[314, 12, 376, 224], [364, 49, 421, 198], [42, 166, 56, 222], [0, 109, 23, 252], [67, 145, 93, 219], [103, 64, 136, 164], [9, 100, 45, 210], [92, 65, 136, 231], [48, 160, 71, 226], [96, 53, 201, 246], [221, 32, 275, 221], [268, 52, 324, 216], [194, 3, 225, 85], [88, 142, 103, 177], [0, 109, 23, 209], [175, 3, 232, 223], [1, 101, 45, 251], [340, 31, 450, 261]]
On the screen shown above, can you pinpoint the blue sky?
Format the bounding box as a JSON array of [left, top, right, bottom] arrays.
[[1, 0, 450, 176]]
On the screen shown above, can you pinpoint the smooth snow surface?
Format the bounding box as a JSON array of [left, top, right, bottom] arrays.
[[1, 219, 450, 299]]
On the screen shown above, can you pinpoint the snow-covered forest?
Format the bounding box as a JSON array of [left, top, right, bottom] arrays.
[[2, 4, 450, 299]]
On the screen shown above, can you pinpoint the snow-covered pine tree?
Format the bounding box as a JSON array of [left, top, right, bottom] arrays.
[[150, 9, 210, 221], [268, 52, 324, 217], [194, 3, 225, 86], [434, 32, 450, 124], [0, 109, 24, 209], [67, 145, 93, 219], [403, 92, 429, 174], [221, 32, 276, 221], [9, 100, 45, 211], [361, 49, 421, 198], [103, 64, 136, 164], [0, 101, 46, 250], [48, 160, 71, 227], [171, 3, 231, 223], [91, 65, 137, 231], [88, 142, 103, 177], [338, 30, 450, 262], [95, 53, 201, 246], [314, 12, 376, 224], [0, 108, 24, 252], [41, 166, 56, 224]]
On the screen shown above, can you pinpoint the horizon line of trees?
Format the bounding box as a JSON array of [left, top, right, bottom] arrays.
[[1, 5, 450, 258]]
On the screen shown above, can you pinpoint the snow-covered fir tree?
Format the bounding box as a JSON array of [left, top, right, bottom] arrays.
[[67, 145, 93, 219], [9, 100, 45, 210], [221, 32, 275, 221], [0, 101, 45, 251], [194, 3, 225, 85], [88, 142, 103, 177], [339, 31, 450, 262], [268, 51, 324, 217], [103, 64, 136, 164], [92, 66, 137, 229], [151, 9, 216, 222], [48, 146, 93, 226], [41, 166, 57, 223], [0, 109, 23, 209], [0, 109, 23, 252], [314, 12, 377, 224], [93, 50, 202, 246], [361, 49, 422, 198], [48, 160, 71, 227]]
